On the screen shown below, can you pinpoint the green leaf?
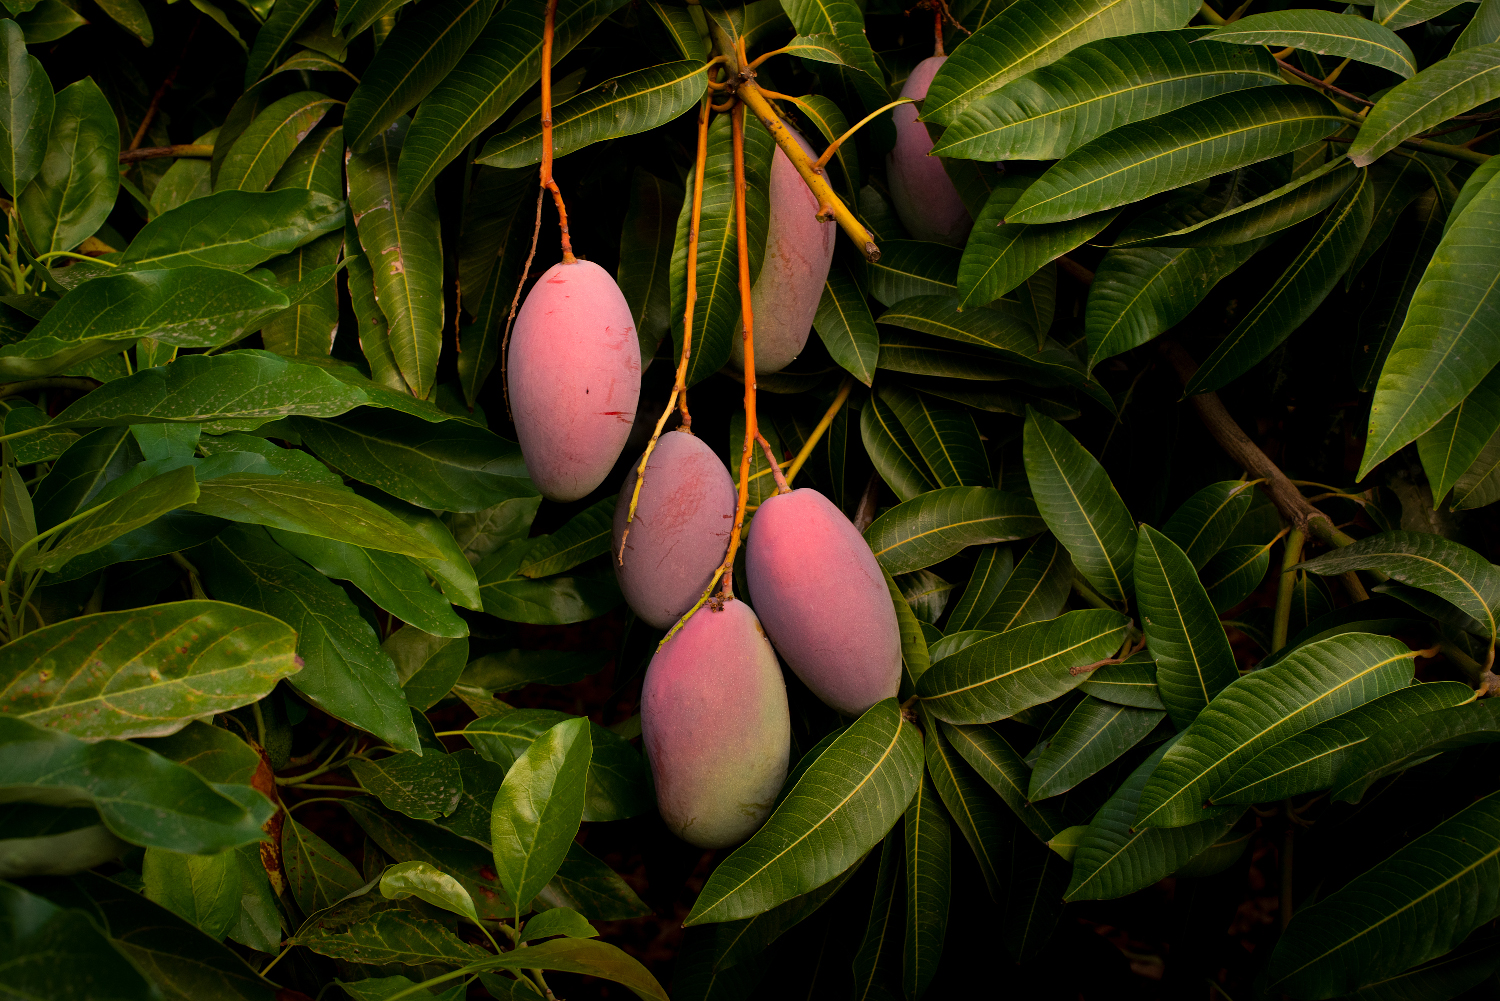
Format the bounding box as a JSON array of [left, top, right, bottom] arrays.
[[1162, 479, 1256, 571], [0, 715, 272, 853], [1205, 10, 1417, 78], [1299, 531, 1500, 642], [336, 0, 411, 36], [293, 892, 490, 966], [340, 976, 467, 1001], [1349, 42, 1500, 166], [215, 92, 336, 193], [458, 649, 608, 696], [1202, 540, 1274, 612], [0, 598, 298, 739], [876, 385, 991, 489], [922, 0, 1200, 125], [140, 719, 260, 786], [850, 833, 902, 1001], [26, 464, 202, 573], [922, 708, 1013, 901], [352, 750, 465, 821], [1452, 426, 1500, 510], [468, 937, 669, 1001], [399, 0, 632, 203], [979, 533, 1074, 633], [14, 1, 89, 44], [942, 721, 1066, 839], [1376, 0, 1468, 29], [702, 860, 865, 973], [519, 906, 597, 943], [380, 860, 483, 928], [242, 0, 319, 84], [518, 496, 615, 578], [1134, 524, 1239, 728], [1268, 788, 1500, 998], [647, 0, 704, 60], [1023, 407, 1135, 603], [1006, 88, 1344, 225], [812, 260, 879, 386], [344, 0, 499, 153], [142, 845, 241, 940], [348, 116, 444, 399], [684, 699, 922, 926], [863, 486, 1045, 575], [903, 773, 949, 998], [536, 841, 652, 920], [385, 628, 468, 710], [867, 240, 960, 306], [780, 0, 881, 79], [0, 19, 52, 198], [282, 816, 366, 914], [479, 60, 702, 168], [918, 608, 1130, 724], [615, 169, 681, 367], [476, 538, 621, 624], [196, 526, 421, 754], [1063, 736, 1239, 901], [936, 29, 1280, 162], [1329, 697, 1500, 804], [1213, 681, 1475, 804], [124, 188, 345, 271], [1187, 169, 1375, 394], [859, 386, 938, 502], [1079, 654, 1166, 709], [1029, 695, 1165, 800], [1133, 633, 1418, 829], [0, 880, 158, 1001], [1418, 363, 1500, 503], [491, 716, 592, 912], [1456, 0, 1500, 51], [945, 544, 1014, 634], [19, 77, 118, 254]]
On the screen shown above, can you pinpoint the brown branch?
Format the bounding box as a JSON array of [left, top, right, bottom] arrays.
[[1276, 57, 1373, 106], [118, 144, 213, 164], [130, 15, 199, 152], [1057, 255, 1095, 285]]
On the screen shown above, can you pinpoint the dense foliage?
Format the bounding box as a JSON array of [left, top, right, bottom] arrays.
[[5, 0, 1500, 998]]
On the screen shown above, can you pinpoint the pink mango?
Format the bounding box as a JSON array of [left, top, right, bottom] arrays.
[[640, 599, 790, 847], [730, 139, 835, 374], [612, 430, 736, 629], [747, 488, 901, 715], [507, 259, 641, 502], [888, 55, 973, 247]]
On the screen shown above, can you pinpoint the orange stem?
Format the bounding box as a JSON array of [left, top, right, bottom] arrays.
[[540, 0, 575, 264], [718, 101, 758, 600]]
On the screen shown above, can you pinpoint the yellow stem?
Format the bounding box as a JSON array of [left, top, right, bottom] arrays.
[[785, 377, 853, 485]]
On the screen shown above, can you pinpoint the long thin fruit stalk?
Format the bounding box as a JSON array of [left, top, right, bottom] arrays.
[[718, 100, 758, 601], [539, 0, 575, 263], [785, 377, 853, 485], [1271, 527, 1305, 653]]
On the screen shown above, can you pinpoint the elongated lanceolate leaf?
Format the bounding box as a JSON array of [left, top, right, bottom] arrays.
[[922, 707, 1014, 902], [1030, 695, 1164, 799], [946, 544, 1014, 634], [904, 773, 950, 999], [1205, 10, 1417, 78], [918, 608, 1130, 724], [941, 721, 1066, 839], [243, 0, 320, 85], [1023, 407, 1135, 603], [1330, 697, 1500, 804], [1299, 531, 1500, 642], [861, 389, 937, 502], [216, 91, 337, 193], [1268, 789, 1500, 998], [1006, 88, 1344, 225], [921, 0, 1200, 126], [1080, 653, 1165, 709], [1133, 633, 1418, 829], [1350, 42, 1500, 166], [123, 189, 346, 270], [863, 486, 1043, 575], [868, 241, 960, 306], [876, 385, 990, 489], [813, 260, 879, 386], [1418, 364, 1500, 504], [684, 699, 922, 926], [490, 717, 592, 910], [980, 534, 1074, 632], [1135, 525, 1240, 728], [479, 60, 703, 168], [1213, 681, 1475, 804], [25, 464, 201, 574], [1162, 479, 1256, 571], [935, 29, 1281, 162], [283, 817, 365, 914], [1376, 0, 1468, 29], [0, 18, 53, 197]]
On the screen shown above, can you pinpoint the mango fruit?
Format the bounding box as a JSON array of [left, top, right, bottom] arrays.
[[507, 260, 641, 502], [730, 138, 835, 374], [612, 429, 736, 629], [640, 599, 791, 847], [747, 488, 901, 715], [888, 56, 973, 247]]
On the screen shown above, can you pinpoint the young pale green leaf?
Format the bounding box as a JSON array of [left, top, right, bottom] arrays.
[[1134, 633, 1418, 830], [348, 116, 444, 400], [0, 881, 159, 1001], [1360, 168, 1500, 476], [19, 77, 117, 255], [979, 534, 1074, 633], [1188, 169, 1375, 395], [491, 716, 592, 911], [860, 388, 938, 502], [1064, 737, 1239, 901], [197, 527, 422, 754], [283, 816, 366, 914], [685, 699, 922, 926], [1268, 789, 1500, 998], [1350, 41, 1500, 166], [1162, 479, 1257, 571], [1023, 407, 1135, 603], [1135, 524, 1239, 728], [0, 19, 53, 197], [918, 608, 1130, 724], [399, 0, 632, 203], [1079, 654, 1166, 709], [935, 29, 1281, 162], [517, 495, 616, 578], [942, 721, 1067, 839], [1300, 531, 1500, 642], [1213, 681, 1475, 804], [518, 906, 598, 943], [922, 709, 1014, 901], [1205, 10, 1417, 78], [1029, 695, 1165, 800], [876, 385, 990, 489], [904, 773, 950, 999], [945, 544, 1014, 634], [1330, 697, 1500, 804], [813, 260, 879, 386], [863, 486, 1044, 575], [124, 188, 346, 271], [0, 715, 273, 853], [867, 240, 960, 305], [1418, 363, 1500, 503], [922, 0, 1200, 125], [479, 60, 703, 168], [1006, 88, 1345, 226], [351, 750, 465, 821], [215, 92, 336, 192], [344, 0, 499, 153], [380, 860, 482, 927], [466, 937, 669, 1001]]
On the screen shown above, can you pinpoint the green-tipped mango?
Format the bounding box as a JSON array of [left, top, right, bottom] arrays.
[[640, 599, 790, 848], [612, 429, 736, 629], [888, 56, 972, 247], [507, 259, 641, 502], [746, 488, 901, 715]]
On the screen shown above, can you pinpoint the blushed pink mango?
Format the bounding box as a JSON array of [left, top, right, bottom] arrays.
[[888, 56, 973, 247], [730, 138, 835, 374], [641, 599, 790, 848], [612, 430, 736, 629], [747, 488, 901, 716], [507, 259, 641, 502]]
